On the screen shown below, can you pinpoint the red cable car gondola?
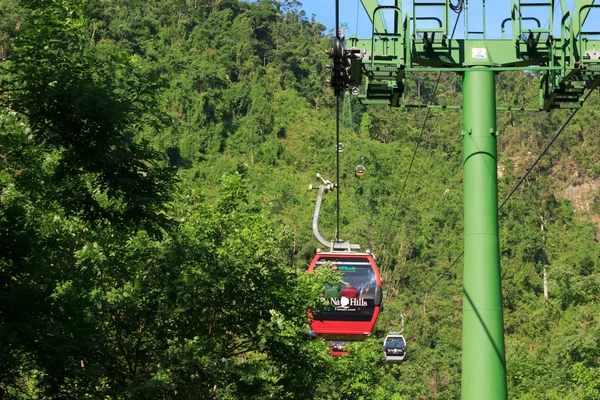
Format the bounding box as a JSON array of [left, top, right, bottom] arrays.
[[308, 250, 382, 340], [307, 173, 383, 341]]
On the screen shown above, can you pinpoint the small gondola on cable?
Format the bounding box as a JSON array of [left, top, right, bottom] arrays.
[[383, 314, 407, 362], [329, 340, 349, 356], [307, 173, 383, 342], [355, 164, 366, 177], [355, 156, 366, 177]]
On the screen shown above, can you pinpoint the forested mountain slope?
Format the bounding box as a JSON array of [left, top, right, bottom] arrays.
[[0, 0, 599, 399]]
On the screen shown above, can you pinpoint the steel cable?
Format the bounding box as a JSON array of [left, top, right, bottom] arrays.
[[423, 88, 595, 297]]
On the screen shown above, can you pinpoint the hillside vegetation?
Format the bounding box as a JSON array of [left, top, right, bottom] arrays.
[[0, 0, 599, 399]]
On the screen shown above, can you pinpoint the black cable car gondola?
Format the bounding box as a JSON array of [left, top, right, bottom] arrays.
[[383, 334, 407, 362], [384, 314, 407, 362]]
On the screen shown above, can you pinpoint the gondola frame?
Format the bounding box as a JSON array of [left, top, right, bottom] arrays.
[[383, 334, 407, 362], [307, 251, 382, 340], [355, 164, 366, 176]]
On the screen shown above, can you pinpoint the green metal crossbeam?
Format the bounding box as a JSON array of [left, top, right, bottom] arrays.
[[345, 0, 600, 110], [360, 0, 390, 35]]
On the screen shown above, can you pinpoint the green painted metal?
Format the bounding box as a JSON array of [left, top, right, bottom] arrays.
[[510, 0, 553, 45], [483, 0, 487, 39], [343, 3, 600, 397], [393, 104, 538, 111], [560, 0, 568, 16], [461, 69, 507, 400], [573, 0, 596, 39], [359, 0, 391, 35], [465, 0, 488, 39], [348, 1, 600, 109], [404, 66, 563, 72], [412, 0, 449, 39], [577, 4, 600, 66], [411, 38, 550, 67]]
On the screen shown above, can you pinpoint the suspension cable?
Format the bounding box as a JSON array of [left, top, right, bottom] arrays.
[[336, 95, 341, 240], [335, 0, 341, 241], [355, 0, 360, 37], [423, 88, 595, 297], [498, 89, 593, 212], [424, 251, 464, 296]]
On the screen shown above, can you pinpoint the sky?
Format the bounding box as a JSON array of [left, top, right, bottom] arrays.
[[298, 0, 586, 40]]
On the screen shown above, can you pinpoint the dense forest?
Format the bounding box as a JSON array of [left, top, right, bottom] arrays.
[[1, 0, 599, 398]]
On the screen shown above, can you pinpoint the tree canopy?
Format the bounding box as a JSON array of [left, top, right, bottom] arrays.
[[1, 0, 600, 398]]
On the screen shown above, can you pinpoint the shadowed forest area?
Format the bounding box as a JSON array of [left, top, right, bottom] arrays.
[[0, 0, 599, 398]]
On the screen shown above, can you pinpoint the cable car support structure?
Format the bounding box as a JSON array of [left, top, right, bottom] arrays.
[[326, 1, 600, 399]]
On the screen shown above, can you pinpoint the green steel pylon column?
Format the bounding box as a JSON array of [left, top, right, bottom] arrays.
[[462, 69, 507, 400]]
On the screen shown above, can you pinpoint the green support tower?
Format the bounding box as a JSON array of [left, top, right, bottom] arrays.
[[461, 69, 505, 398], [330, 1, 600, 399]]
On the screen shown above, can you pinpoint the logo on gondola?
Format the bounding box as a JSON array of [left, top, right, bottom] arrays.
[[328, 296, 368, 309], [340, 297, 350, 307], [330, 265, 355, 271]]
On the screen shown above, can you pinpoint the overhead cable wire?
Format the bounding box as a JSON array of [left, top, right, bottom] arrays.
[[449, 0, 464, 14], [423, 250, 464, 296], [355, 0, 360, 36], [498, 88, 594, 212], [423, 88, 596, 298], [335, 0, 341, 241], [336, 93, 341, 240], [540, 0, 559, 33]]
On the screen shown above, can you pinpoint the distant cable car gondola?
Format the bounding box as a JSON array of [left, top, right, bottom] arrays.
[[355, 156, 366, 177], [384, 314, 407, 362], [355, 164, 366, 176], [383, 334, 407, 362], [329, 340, 349, 356]]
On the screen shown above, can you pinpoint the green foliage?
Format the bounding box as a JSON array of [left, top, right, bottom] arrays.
[[9, 0, 176, 231], [2, 0, 600, 398]]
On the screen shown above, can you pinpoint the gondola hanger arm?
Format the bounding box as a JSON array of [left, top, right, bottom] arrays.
[[389, 313, 405, 335], [309, 173, 360, 251], [309, 173, 335, 248]]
